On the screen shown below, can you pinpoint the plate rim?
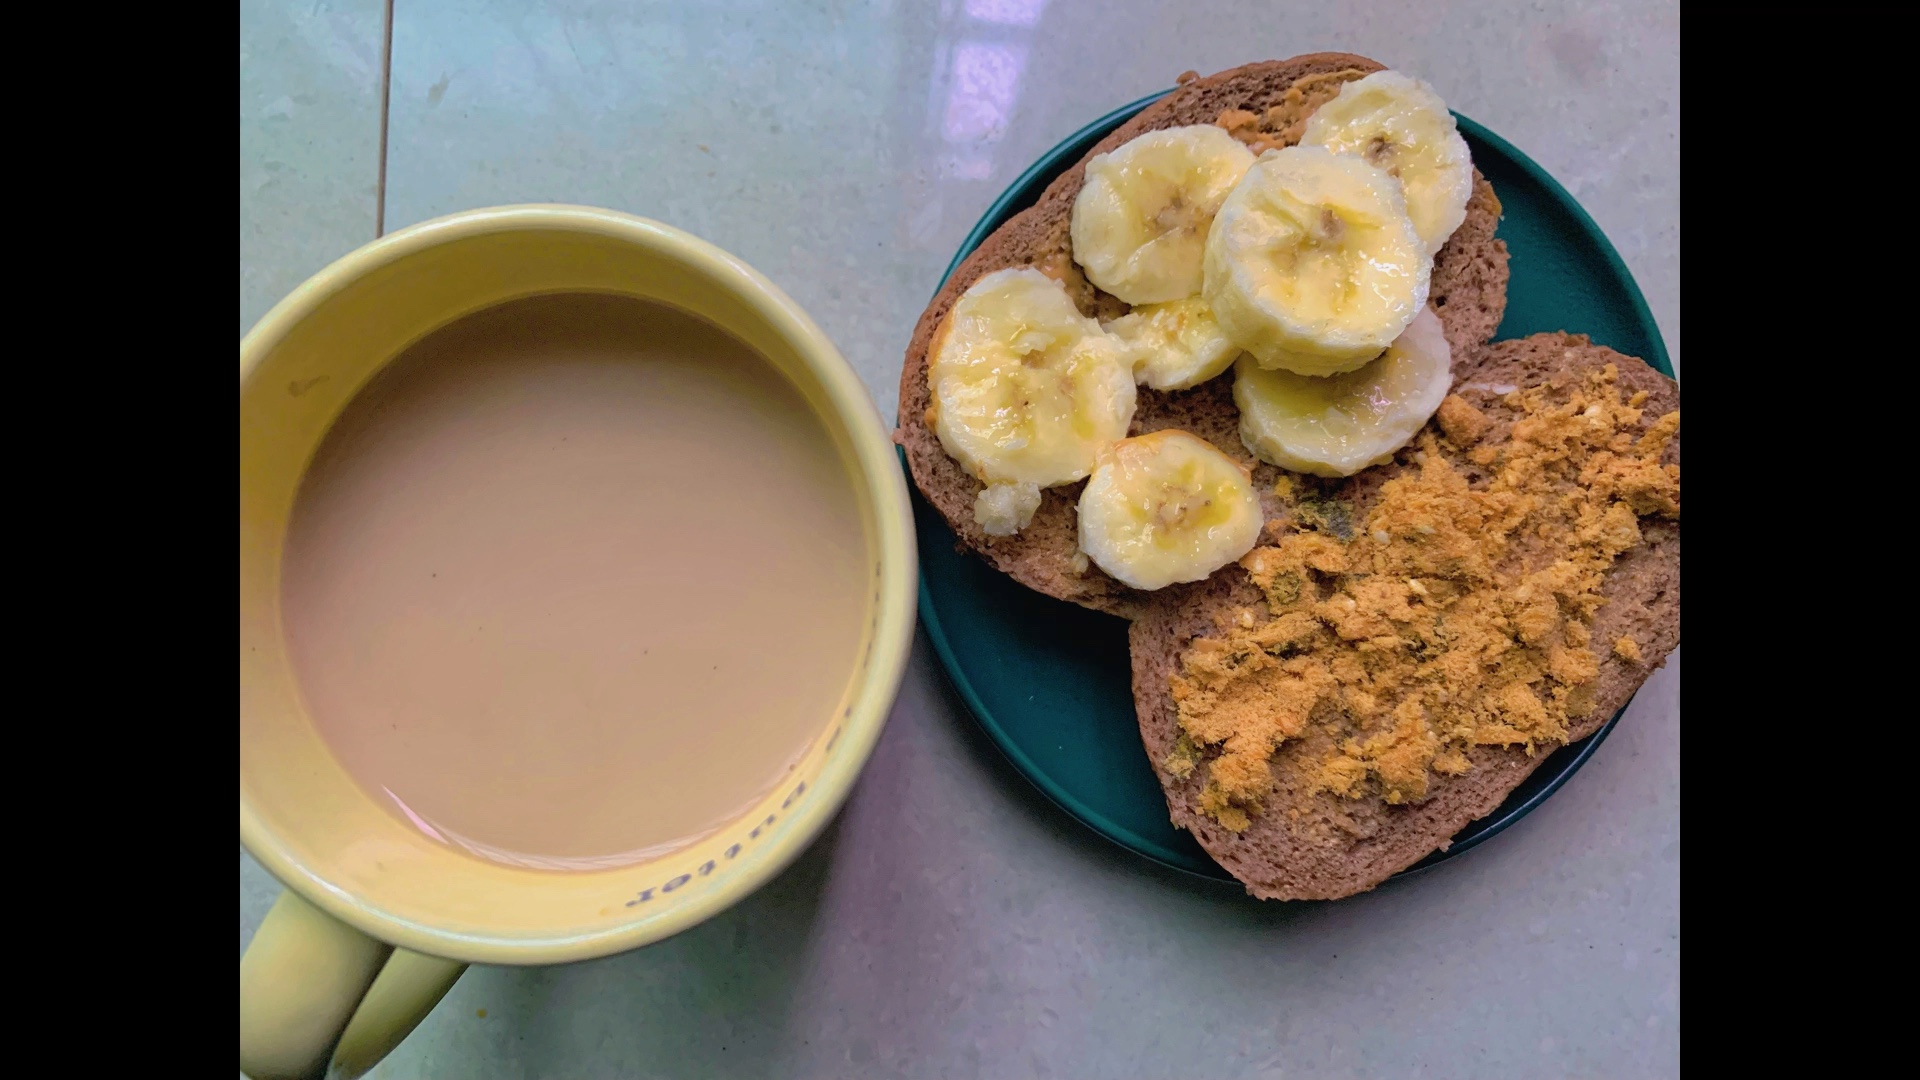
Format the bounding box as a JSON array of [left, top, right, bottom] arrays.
[[913, 89, 1672, 883]]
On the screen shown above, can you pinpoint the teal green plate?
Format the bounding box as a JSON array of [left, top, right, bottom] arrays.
[[910, 91, 1674, 882]]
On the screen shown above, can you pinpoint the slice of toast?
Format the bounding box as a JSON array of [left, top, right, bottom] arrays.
[[1128, 334, 1679, 900], [897, 54, 1512, 618]]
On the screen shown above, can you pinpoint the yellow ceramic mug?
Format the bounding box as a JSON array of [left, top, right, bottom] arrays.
[[239, 206, 917, 1080]]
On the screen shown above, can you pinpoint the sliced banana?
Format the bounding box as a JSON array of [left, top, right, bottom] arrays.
[[1301, 70, 1473, 255], [1234, 306, 1452, 478], [1070, 125, 1257, 306], [1077, 430, 1263, 590], [1203, 145, 1430, 377], [930, 267, 1137, 535], [973, 481, 1043, 537], [1103, 295, 1242, 391]]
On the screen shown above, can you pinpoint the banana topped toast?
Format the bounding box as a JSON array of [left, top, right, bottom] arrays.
[[1128, 335, 1679, 900], [897, 54, 1511, 618]]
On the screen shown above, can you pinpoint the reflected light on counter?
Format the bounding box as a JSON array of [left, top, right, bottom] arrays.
[[942, 42, 1029, 145], [965, 0, 1050, 27], [929, 0, 1046, 182]]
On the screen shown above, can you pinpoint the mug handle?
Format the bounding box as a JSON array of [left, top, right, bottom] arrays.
[[239, 891, 466, 1080]]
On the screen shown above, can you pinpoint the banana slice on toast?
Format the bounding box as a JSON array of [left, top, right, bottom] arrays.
[[929, 267, 1138, 535], [1077, 430, 1263, 590], [1203, 145, 1430, 377], [1301, 70, 1473, 255], [1233, 305, 1451, 477], [1103, 295, 1242, 391], [1071, 126, 1257, 305]]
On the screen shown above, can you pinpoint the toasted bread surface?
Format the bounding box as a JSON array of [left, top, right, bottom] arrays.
[[897, 55, 1512, 616], [1128, 334, 1679, 900]]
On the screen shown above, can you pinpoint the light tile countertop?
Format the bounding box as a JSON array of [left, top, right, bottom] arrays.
[[240, 2, 1679, 1076]]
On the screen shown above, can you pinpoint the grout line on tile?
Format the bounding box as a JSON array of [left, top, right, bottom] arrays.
[[375, 0, 394, 236]]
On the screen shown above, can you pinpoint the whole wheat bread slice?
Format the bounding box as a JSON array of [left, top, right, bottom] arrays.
[[1128, 334, 1679, 900], [897, 54, 1512, 618]]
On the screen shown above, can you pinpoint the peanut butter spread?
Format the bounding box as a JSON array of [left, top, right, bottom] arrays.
[[1215, 69, 1370, 154], [1169, 365, 1679, 830]]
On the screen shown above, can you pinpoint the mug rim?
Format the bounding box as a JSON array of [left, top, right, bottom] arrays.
[[239, 204, 918, 965]]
